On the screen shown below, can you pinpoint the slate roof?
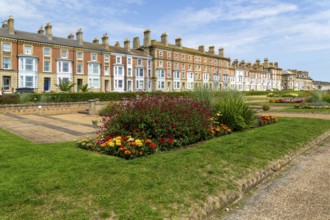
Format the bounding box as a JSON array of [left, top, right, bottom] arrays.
[[0, 28, 150, 58]]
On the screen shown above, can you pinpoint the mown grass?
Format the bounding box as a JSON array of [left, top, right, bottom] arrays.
[[0, 118, 329, 219]]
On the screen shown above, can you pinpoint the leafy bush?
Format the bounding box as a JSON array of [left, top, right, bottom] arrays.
[[213, 91, 257, 131], [98, 95, 213, 150], [55, 81, 76, 92], [308, 90, 323, 102], [0, 94, 20, 104], [323, 94, 330, 103], [262, 104, 270, 111]]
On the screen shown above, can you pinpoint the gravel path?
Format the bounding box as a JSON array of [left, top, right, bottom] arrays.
[[221, 136, 330, 220]]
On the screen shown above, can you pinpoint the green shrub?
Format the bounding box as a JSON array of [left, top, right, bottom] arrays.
[[322, 93, 330, 103], [262, 104, 270, 111], [0, 94, 20, 104], [213, 91, 257, 131], [191, 85, 213, 107], [308, 90, 323, 102]]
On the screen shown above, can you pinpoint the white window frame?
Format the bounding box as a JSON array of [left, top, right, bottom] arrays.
[[104, 54, 110, 62], [104, 66, 110, 75], [24, 45, 32, 55], [77, 63, 83, 74], [44, 60, 51, 72], [91, 53, 97, 61], [116, 56, 122, 64], [61, 50, 68, 58], [2, 57, 11, 69], [77, 51, 83, 60], [43, 47, 51, 57], [138, 59, 142, 66], [2, 42, 11, 52]]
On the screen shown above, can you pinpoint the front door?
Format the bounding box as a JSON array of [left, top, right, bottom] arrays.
[[77, 79, 83, 92], [44, 77, 51, 92], [3, 76, 11, 92], [127, 80, 132, 92], [105, 80, 109, 92]]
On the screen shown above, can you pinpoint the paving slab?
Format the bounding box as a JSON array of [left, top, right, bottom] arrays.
[[0, 113, 98, 143]]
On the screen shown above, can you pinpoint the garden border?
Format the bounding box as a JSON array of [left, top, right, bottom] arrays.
[[185, 130, 330, 219]]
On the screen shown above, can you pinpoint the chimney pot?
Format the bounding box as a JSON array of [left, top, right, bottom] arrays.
[[133, 37, 140, 49], [161, 33, 168, 46], [218, 48, 224, 57], [198, 45, 205, 53], [124, 39, 131, 52], [45, 22, 53, 40], [8, 15, 15, 35], [115, 41, 120, 47], [76, 28, 83, 45], [38, 26, 44, 35], [175, 38, 182, 48], [102, 33, 109, 49], [143, 29, 151, 47], [2, 20, 8, 29], [208, 46, 215, 54], [93, 37, 99, 44]]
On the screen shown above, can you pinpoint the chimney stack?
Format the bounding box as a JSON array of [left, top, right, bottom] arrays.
[[175, 38, 182, 48], [76, 28, 83, 45], [256, 59, 261, 66], [208, 46, 215, 54], [67, 33, 74, 39], [45, 22, 52, 40], [274, 62, 278, 68], [161, 33, 168, 46], [93, 37, 99, 44], [115, 41, 120, 47], [2, 20, 8, 29], [198, 45, 205, 53], [8, 16, 14, 34], [263, 58, 269, 67], [124, 39, 131, 52], [133, 37, 140, 49], [143, 29, 151, 47], [218, 48, 224, 57], [38, 26, 45, 35], [102, 33, 109, 49]]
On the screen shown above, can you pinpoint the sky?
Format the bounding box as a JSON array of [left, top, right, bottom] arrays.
[[1, 0, 329, 81]]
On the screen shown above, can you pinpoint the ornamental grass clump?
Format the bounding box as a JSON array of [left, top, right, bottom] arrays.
[[99, 95, 213, 150], [213, 90, 257, 131]]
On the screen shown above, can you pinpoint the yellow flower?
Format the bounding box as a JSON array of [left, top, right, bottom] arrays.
[[108, 142, 115, 147]]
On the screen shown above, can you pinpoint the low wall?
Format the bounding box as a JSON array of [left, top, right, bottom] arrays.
[[0, 102, 89, 115], [88, 99, 112, 115]]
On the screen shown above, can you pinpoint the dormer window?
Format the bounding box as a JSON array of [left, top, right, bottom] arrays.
[[91, 53, 97, 61], [24, 45, 32, 55], [61, 50, 68, 58]]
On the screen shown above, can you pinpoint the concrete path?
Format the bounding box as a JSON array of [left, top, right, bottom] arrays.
[[0, 113, 99, 143], [219, 136, 330, 220]]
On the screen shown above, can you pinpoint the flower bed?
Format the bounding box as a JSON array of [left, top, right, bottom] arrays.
[[257, 115, 278, 126], [269, 98, 306, 103], [294, 102, 330, 109], [77, 96, 278, 160]]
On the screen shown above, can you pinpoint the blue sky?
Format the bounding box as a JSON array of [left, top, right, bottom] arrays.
[[1, 0, 329, 81]]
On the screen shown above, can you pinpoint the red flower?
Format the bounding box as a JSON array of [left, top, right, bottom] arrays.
[[167, 139, 174, 144], [149, 143, 156, 149], [159, 137, 166, 143]]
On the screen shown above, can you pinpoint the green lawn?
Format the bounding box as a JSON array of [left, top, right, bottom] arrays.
[[1, 118, 329, 219], [277, 108, 330, 113]]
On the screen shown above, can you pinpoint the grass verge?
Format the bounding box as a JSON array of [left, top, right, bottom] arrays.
[[0, 118, 329, 219]]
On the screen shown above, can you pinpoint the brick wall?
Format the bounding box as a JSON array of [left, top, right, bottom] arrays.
[[0, 102, 89, 115]]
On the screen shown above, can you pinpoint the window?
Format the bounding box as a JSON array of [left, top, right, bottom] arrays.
[[138, 59, 142, 65], [104, 66, 109, 75], [189, 56, 192, 61], [88, 63, 100, 74], [159, 60, 163, 67], [174, 53, 178, 59], [167, 70, 171, 78], [182, 72, 185, 79], [77, 64, 83, 74], [174, 81, 180, 89], [114, 66, 123, 76], [61, 50, 68, 58], [24, 45, 32, 55], [167, 52, 171, 58], [157, 81, 165, 89], [136, 80, 144, 90], [188, 64, 192, 70], [2, 57, 11, 69], [89, 77, 100, 89], [159, 51, 163, 57], [214, 74, 219, 81], [91, 53, 97, 61], [19, 57, 36, 71], [44, 61, 51, 72], [181, 55, 185, 61], [174, 71, 180, 79], [127, 67, 132, 77], [167, 62, 171, 68], [43, 47, 51, 56], [104, 54, 110, 62], [158, 70, 165, 78], [127, 57, 132, 65], [2, 42, 11, 52], [116, 56, 122, 64], [114, 79, 123, 89], [148, 60, 151, 68], [182, 63, 185, 69], [136, 68, 144, 77], [58, 61, 71, 73], [174, 63, 178, 69], [77, 51, 83, 60]]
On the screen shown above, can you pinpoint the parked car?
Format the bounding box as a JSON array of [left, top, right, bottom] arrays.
[[15, 88, 35, 94]]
